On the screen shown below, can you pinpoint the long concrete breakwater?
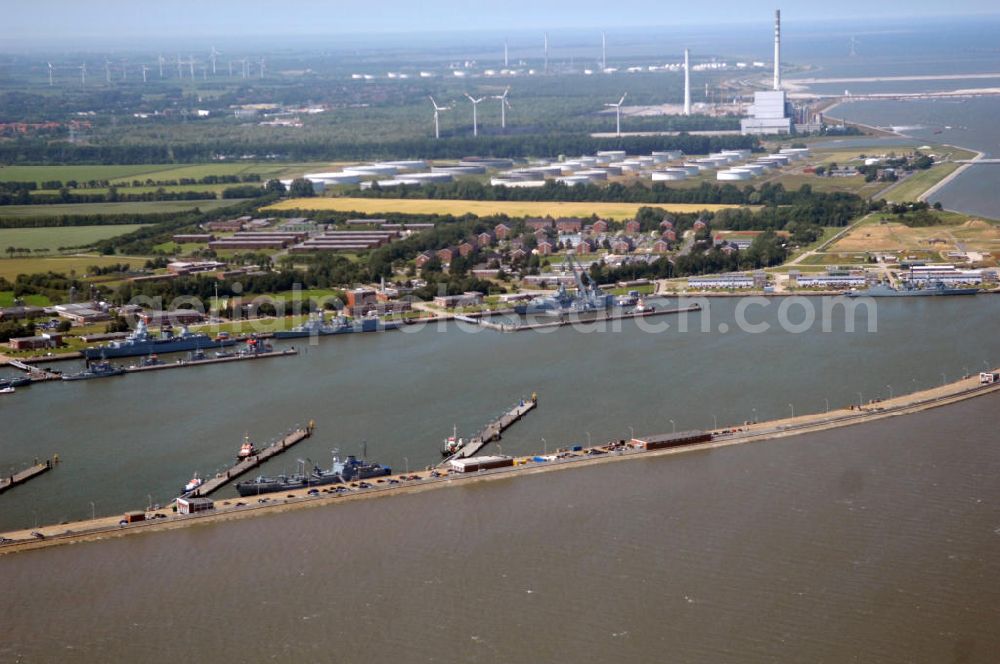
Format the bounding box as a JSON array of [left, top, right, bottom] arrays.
[[3, 368, 999, 555]]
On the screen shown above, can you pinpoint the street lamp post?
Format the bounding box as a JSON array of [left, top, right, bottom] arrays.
[[886, 384, 893, 399], [712, 414, 718, 430], [857, 391, 863, 407], [752, 407, 757, 424], [403, 457, 409, 474], [788, 403, 795, 418], [628, 426, 635, 440], [941, 372, 947, 385], [669, 419, 676, 433]]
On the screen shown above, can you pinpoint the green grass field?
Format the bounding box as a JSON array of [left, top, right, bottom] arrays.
[[0, 225, 145, 252], [0, 199, 246, 218], [0, 291, 52, 307], [879, 163, 963, 203], [0, 255, 149, 281]]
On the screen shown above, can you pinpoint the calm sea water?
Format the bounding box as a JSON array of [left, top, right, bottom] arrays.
[[2, 297, 1000, 532], [1, 391, 998, 663], [826, 97, 1000, 218]]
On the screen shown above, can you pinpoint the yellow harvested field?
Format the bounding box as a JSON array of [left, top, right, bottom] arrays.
[[829, 219, 1000, 255], [265, 197, 746, 220]]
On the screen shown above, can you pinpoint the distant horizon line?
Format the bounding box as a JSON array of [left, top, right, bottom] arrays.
[[4, 12, 1000, 50]]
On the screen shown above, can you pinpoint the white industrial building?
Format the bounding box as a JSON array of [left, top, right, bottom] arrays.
[[904, 265, 984, 285], [687, 274, 756, 289]]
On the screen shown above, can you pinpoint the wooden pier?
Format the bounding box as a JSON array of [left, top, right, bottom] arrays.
[[123, 348, 297, 374], [0, 458, 56, 494], [184, 423, 314, 498], [442, 395, 538, 464], [466, 304, 703, 332]]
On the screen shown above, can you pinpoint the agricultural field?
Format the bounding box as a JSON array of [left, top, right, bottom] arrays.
[[0, 199, 246, 218], [0, 162, 352, 186], [880, 163, 963, 202], [266, 197, 747, 220], [0, 225, 146, 252], [0, 255, 149, 281]]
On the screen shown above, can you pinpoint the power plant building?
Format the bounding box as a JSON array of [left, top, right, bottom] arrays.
[[741, 10, 793, 136]]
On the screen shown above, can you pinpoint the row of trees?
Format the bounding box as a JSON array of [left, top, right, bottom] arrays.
[[0, 134, 758, 165]]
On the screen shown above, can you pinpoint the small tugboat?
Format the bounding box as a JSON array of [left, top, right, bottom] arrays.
[[441, 425, 465, 457], [237, 434, 257, 461], [634, 297, 655, 313], [61, 359, 126, 381], [182, 473, 203, 494], [138, 353, 163, 367]]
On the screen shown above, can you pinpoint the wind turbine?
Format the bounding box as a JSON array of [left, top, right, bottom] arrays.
[[258, 57, 265, 79], [176, 55, 183, 78], [79, 62, 87, 86], [188, 55, 195, 79], [504, 40, 509, 68], [605, 92, 627, 136], [141, 64, 149, 83], [210, 46, 221, 74], [47, 62, 53, 86], [493, 86, 511, 130], [465, 94, 485, 136], [104, 59, 112, 84], [601, 31, 607, 71], [158, 54, 165, 79], [429, 96, 451, 139], [543, 33, 549, 74]]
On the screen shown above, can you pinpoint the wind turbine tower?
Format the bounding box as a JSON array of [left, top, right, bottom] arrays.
[[465, 94, 485, 136], [142, 65, 149, 83], [158, 54, 165, 79], [47, 62, 53, 86], [493, 87, 511, 130], [544, 33, 549, 74], [429, 96, 451, 139], [504, 40, 509, 68], [80, 62, 87, 86], [684, 49, 691, 115], [605, 92, 627, 136], [210, 46, 221, 74], [601, 32, 607, 71], [773, 9, 781, 91]]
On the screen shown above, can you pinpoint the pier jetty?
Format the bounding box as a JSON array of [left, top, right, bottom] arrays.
[[443, 394, 538, 463], [0, 457, 57, 495], [124, 348, 297, 374], [183, 422, 314, 498]]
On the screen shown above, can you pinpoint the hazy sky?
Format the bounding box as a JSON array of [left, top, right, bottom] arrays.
[[9, 0, 1000, 42]]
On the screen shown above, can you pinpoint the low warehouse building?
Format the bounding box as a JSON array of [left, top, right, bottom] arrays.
[[449, 455, 514, 473]]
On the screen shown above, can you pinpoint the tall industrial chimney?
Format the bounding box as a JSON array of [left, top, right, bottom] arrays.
[[684, 48, 691, 115], [773, 9, 781, 91]]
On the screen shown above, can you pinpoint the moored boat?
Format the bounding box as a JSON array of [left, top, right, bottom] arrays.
[[235, 453, 391, 497]]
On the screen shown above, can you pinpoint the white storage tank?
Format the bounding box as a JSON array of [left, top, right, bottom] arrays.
[[651, 169, 689, 181], [717, 169, 753, 181], [575, 169, 609, 180], [652, 150, 683, 161], [596, 150, 627, 159]]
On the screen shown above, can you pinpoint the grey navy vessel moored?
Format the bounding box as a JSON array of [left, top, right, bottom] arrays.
[[84, 318, 238, 359], [235, 454, 391, 496], [846, 281, 979, 298], [273, 313, 402, 339]]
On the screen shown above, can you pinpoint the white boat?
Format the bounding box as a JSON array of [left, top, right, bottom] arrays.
[[634, 298, 655, 313], [0, 386, 15, 395], [183, 473, 203, 493]]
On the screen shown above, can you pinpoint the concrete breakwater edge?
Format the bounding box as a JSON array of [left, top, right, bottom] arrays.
[[3, 368, 1000, 555]]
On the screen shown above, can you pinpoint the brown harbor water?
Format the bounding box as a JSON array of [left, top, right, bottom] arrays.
[[2, 297, 1000, 532], [1, 393, 999, 663]]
